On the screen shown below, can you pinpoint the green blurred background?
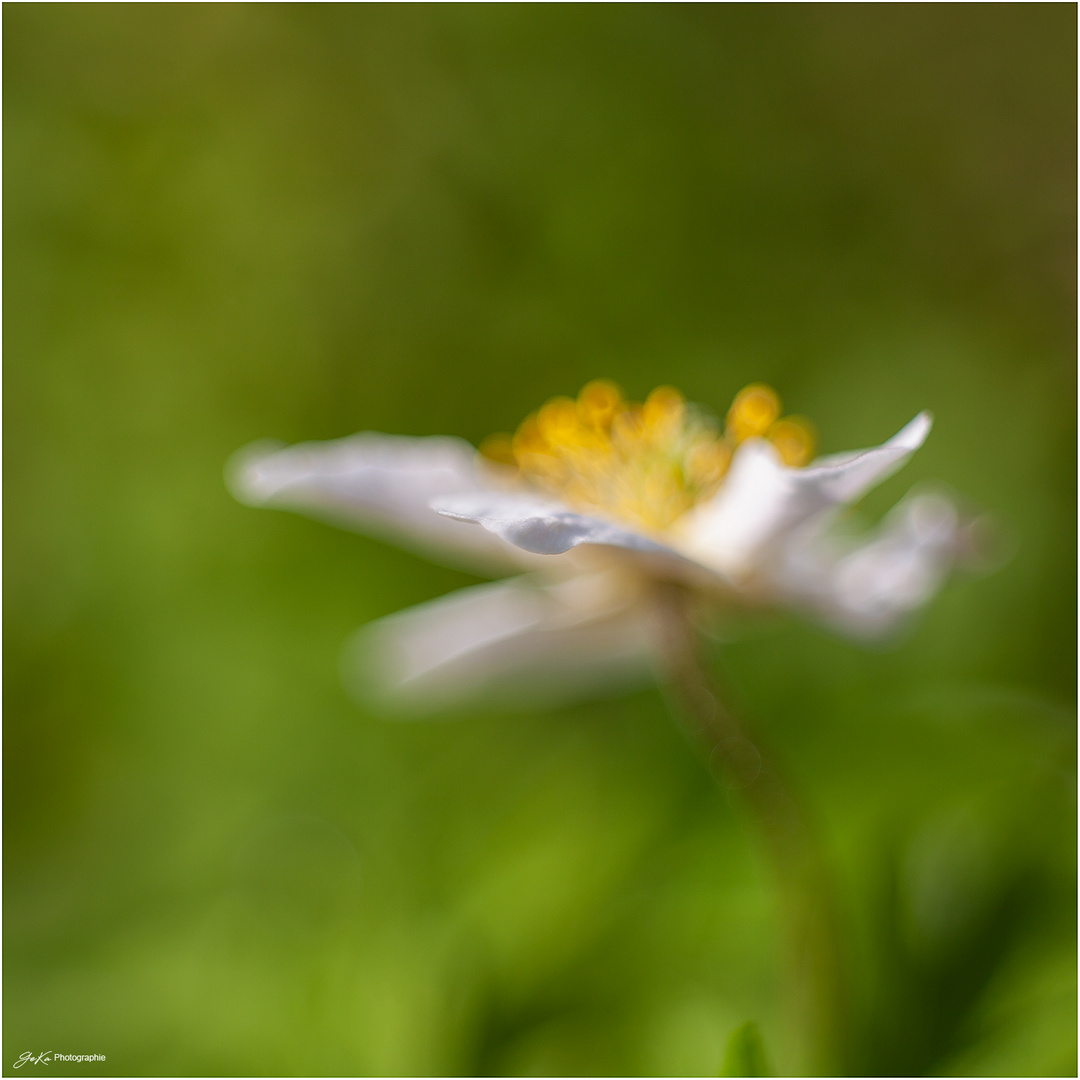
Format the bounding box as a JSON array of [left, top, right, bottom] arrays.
[[5, 5, 1076, 1076]]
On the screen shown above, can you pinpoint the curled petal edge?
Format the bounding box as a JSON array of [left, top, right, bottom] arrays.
[[679, 412, 933, 578], [434, 492, 678, 557]]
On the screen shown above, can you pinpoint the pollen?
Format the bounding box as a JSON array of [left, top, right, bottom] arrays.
[[490, 380, 816, 533]]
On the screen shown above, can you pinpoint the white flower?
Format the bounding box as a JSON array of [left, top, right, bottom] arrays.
[[228, 381, 967, 711]]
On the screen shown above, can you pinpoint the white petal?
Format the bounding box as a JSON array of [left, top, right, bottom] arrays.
[[799, 411, 933, 503], [780, 489, 961, 637], [675, 438, 794, 578], [344, 574, 657, 713], [226, 433, 535, 574], [433, 491, 699, 569], [678, 412, 933, 578]]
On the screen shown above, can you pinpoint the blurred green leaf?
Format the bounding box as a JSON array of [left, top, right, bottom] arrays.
[[4, 5, 1074, 1076], [721, 1021, 772, 1077]]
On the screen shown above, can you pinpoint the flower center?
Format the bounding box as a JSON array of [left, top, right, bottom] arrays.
[[481, 380, 815, 533]]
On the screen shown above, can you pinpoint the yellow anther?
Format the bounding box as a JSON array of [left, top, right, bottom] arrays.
[[577, 379, 623, 429], [768, 416, 816, 467], [512, 414, 548, 457], [490, 379, 815, 535], [518, 445, 568, 482], [643, 385, 685, 432], [479, 432, 516, 466], [727, 383, 781, 442], [537, 397, 581, 443], [611, 404, 645, 445], [687, 438, 732, 487]]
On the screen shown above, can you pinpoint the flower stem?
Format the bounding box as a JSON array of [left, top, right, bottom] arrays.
[[653, 583, 848, 1076]]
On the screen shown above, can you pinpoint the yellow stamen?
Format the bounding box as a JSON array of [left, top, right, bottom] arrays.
[[611, 404, 646, 446], [727, 383, 781, 442], [512, 414, 548, 456], [478, 432, 516, 466], [577, 379, 623, 430], [768, 416, 816, 467], [687, 438, 733, 487], [643, 385, 685, 436], [497, 379, 815, 534], [537, 397, 580, 443]]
